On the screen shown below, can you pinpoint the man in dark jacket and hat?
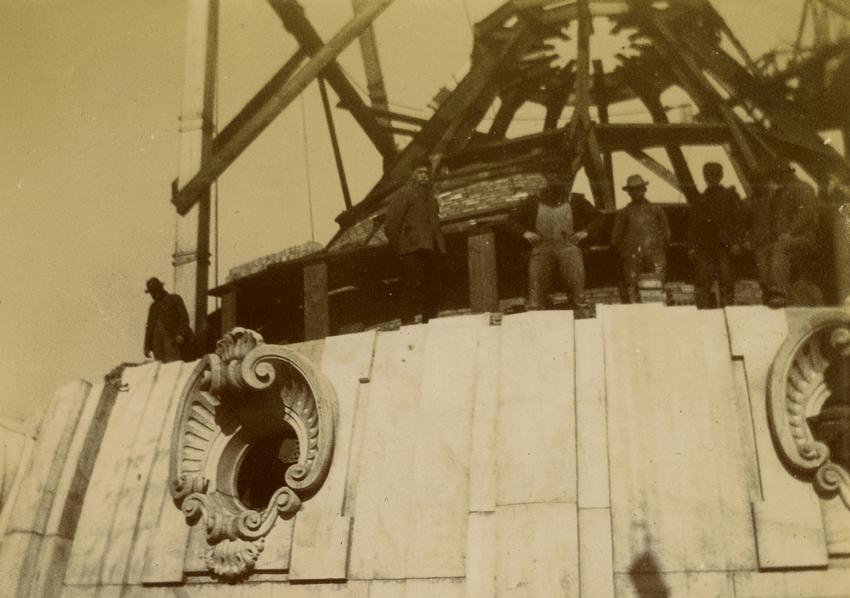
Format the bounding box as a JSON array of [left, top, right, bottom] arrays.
[[384, 159, 446, 324], [612, 174, 671, 303], [750, 163, 818, 308], [506, 170, 603, 310], [143, 277, 196, 362], [688, 162, 744, 308]]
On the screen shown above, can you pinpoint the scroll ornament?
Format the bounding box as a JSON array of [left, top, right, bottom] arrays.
[[768, 311, 850, 510], [168, 328, 337, 581]]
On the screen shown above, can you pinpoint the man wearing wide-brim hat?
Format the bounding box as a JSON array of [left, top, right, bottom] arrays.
[[748, 162, 818, 308], [143, 277, 196, 362], [611, 174, 671, 302]]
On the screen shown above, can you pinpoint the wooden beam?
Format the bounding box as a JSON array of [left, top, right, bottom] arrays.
[[268, 0, 396, 162], [623, 67, 698, 201], [489, 90, 525, 138], [212, 49, 306, 155], [641, 9, 760, 173], [303, 260, 330, 340], [351, 0, 395, 152], [337, 24, 535, 227], [625, 149, 683, 193], [172, 0, 394, 215], [592, 60, 615, 203], [468, 228, 500, 313], [319, 77, 353, 210]]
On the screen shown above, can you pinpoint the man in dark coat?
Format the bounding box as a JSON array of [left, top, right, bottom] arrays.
[[750, 164, 818, 308], [143, 277, 196, 362], [612, 174, 671, 303], [688, 162, 744, 309], [383, 160, 446, 324], [506, 171, 603, 309]]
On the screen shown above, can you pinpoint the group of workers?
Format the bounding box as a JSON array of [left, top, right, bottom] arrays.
[[384, 157, 819, 323], [141, 157, 818, 362]]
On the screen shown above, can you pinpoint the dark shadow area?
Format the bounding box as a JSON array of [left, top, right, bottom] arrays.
[[628, 551, 670, 598]]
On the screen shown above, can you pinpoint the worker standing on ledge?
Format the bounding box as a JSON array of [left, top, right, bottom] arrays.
[[750, 163, 818, 308], [143, 277, 196, 362], [383, 158, 446, 325], [688, 162, 744, 309], [612, 174, 671, 303], [506, 170, 602, 310]]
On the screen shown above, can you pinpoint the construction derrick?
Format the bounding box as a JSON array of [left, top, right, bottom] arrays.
[[180, 1, 850, 345]]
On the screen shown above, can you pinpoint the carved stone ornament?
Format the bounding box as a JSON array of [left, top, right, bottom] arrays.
[[169, 327, 337, 581], [768, 310, 850, 510]]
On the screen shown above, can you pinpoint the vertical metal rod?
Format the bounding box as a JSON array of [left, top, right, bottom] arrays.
[[318, 76, 353, 210]]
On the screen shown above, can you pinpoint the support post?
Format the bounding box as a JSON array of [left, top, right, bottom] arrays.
[[221, 289, 238, 334], [835, 204, 850, 305], [174, 0, 218, 350], [304, 260, 330, 340], [468, 228, 500, 313], [592, 60, 615, 197]]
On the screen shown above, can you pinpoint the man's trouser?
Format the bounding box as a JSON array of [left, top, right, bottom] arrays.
[[527, 240, 585, 309], [693, 248, 735, 308], [754, 237, 811, 303], [398, 248, 440, 324], [621, 245, 666, 303]]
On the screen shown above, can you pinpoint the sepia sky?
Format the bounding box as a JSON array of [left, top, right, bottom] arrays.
[[0, 0, 807, 423]]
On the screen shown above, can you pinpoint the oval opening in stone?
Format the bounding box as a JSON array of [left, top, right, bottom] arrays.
[[236, 426, 300, 510]]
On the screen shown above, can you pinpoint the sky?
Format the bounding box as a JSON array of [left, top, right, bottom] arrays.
[[0, 0, 810, 424]]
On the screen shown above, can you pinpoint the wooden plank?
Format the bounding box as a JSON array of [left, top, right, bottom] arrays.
[[468, 325, 501, 513], [466, 511, 496, 598], [141, 362, 201, 584], [725, 306, 828, 569], [495, 502, 579, 597], [348, 325, 427, 579], [579, 508, 615, 598], [289, 330, 377, 581], [497, 311, 576, 506], [304, 260, 330, 341], [468, 229, 499, 313], [575, 318, 609, 509], [101, 362, 183, 584], [405, 315, 484, 578]]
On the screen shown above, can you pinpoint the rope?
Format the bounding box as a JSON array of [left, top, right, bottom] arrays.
[[300, 92, 316, 243]]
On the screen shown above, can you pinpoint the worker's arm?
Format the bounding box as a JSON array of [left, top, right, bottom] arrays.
[[611, 208, 626, 250], [383, 187, 410, 251], [658, 205, 672, 245], [788, 182, 818, 239]]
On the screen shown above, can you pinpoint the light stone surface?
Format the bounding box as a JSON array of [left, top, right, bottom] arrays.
[[1, 309, 847, 597], [726, 306, 829, 569]]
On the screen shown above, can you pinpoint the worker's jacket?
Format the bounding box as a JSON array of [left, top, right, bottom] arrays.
[[144, 293, 194, 362], [505, 189, 603, 246], [750, 177, 818, 249], [383, 181, 446, 256], [611, 199, 671, 256], [688, 185, 744, 251]]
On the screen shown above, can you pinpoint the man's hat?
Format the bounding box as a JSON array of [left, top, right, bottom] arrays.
[[145, 277, 165, 294], [622, 174, 649, 190]]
